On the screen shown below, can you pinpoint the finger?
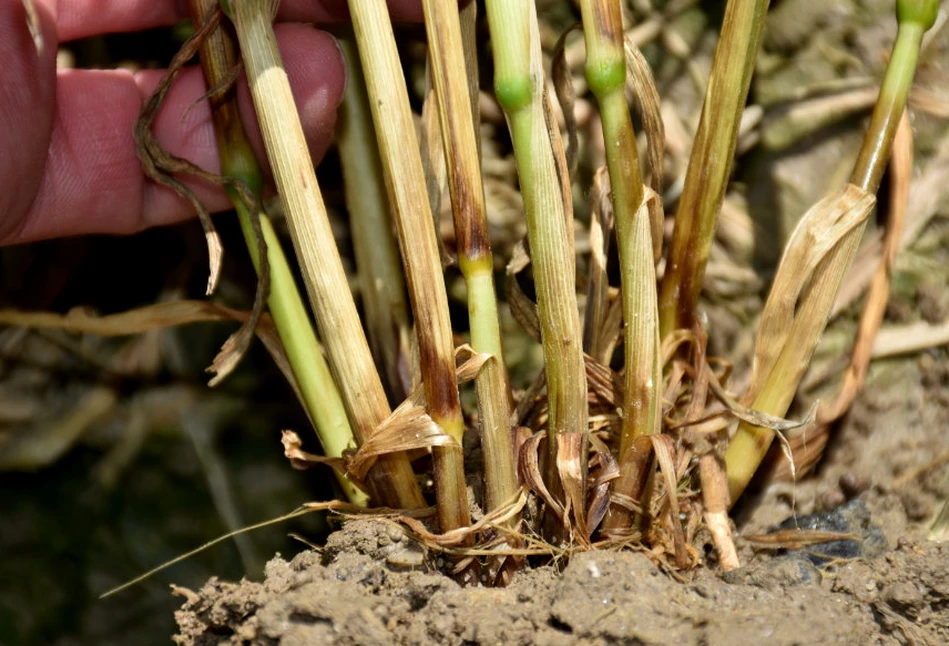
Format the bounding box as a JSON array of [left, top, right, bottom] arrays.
[[0, 0, 57, 244], [11, 23, 344, 244], [39, 0, 430, 42]]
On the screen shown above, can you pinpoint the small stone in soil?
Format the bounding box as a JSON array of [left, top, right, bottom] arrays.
[[773, 498, 887, 565]]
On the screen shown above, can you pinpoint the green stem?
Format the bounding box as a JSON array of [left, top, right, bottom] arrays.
[[337, 36, 411, 403], [580, 0, 662, 531], [485, 1, 589, 485], [226, 0, 425, 509]]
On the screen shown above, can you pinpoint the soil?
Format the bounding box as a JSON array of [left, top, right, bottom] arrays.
[[171, 355, 949, 645]]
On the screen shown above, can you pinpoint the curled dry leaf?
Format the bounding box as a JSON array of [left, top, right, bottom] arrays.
[[746, 185, 876, 404], [280, 430, 346, 472], [585, 448, 620, 537], [517, 431, 566, 524], [135, 9, 226, 296], [397, 487, 530, 549], [134, 5, 271, 388], [347, 344, 490, 480], [556, 432, 588, 543], [347, 398, 458, 481]]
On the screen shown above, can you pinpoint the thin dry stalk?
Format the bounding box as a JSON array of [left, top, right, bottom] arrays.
[[421, 0, 518, 519], [346, 0, 471, 535], [227, 0, 424, 509], [337, 37, 412, 403], [657, 0, 769, 338], [699, 453, 739, 571]]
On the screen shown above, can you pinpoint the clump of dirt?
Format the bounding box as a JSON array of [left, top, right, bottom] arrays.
[[173, 516, 949, 645]]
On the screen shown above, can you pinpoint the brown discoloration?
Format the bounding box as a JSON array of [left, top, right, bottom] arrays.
[[419, 340, 461, 424], [591, 0, 623, 44], [435, 54, 492, 263]]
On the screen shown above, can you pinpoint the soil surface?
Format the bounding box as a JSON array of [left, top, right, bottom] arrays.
[[172, 531, 949, 646], [172, 356, 949, 645]]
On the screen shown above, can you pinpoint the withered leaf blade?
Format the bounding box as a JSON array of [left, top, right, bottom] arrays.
[[348, 398, 458, 481], [551, 25, 581, 177], [651, 434, 689, 569], [133, 5, 272, 388], [517, 431, 565, 523], [583, 167, 616, 362], [624, 36, 665, 261], [280, 430, 346, 472], [746, 185, 875, 403], [586, 449, 620, 537], [134, 10, 226, 296], [556, 432, 587, 542], [742, 529, 858, 550]]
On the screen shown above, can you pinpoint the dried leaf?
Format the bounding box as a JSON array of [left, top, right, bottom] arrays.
[[742, 529, 858, 549], [585, 449, 620, 536], [819, 112, 912, 424], [134, 5, 271, 387], [601, 434, 653, 533], [517, 431, 565, 523], [396, 487, 529, 548], [543, 86, 577, 249], [651, 434, 689, 569], [746, 185, 876, 404], [0, 302, 301, 416], [551, 25, 581, 177], [135, 9, 226, 295], [0, 301, 246, 335], [584, 354, 620, 408], [348, 397, 458, 481], [583, 167, 616, 362], [624, 37, 665, 262], [556, 432, 587, 542], [280, 430, 346, 471], [505, 240, 541, 340]]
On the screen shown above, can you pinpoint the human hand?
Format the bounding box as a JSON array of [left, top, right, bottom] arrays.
[[0, 0, 429, 245]]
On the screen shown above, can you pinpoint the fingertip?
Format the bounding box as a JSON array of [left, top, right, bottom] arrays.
[[275, 24, 346, 160], [0, 0, 58, 244]]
